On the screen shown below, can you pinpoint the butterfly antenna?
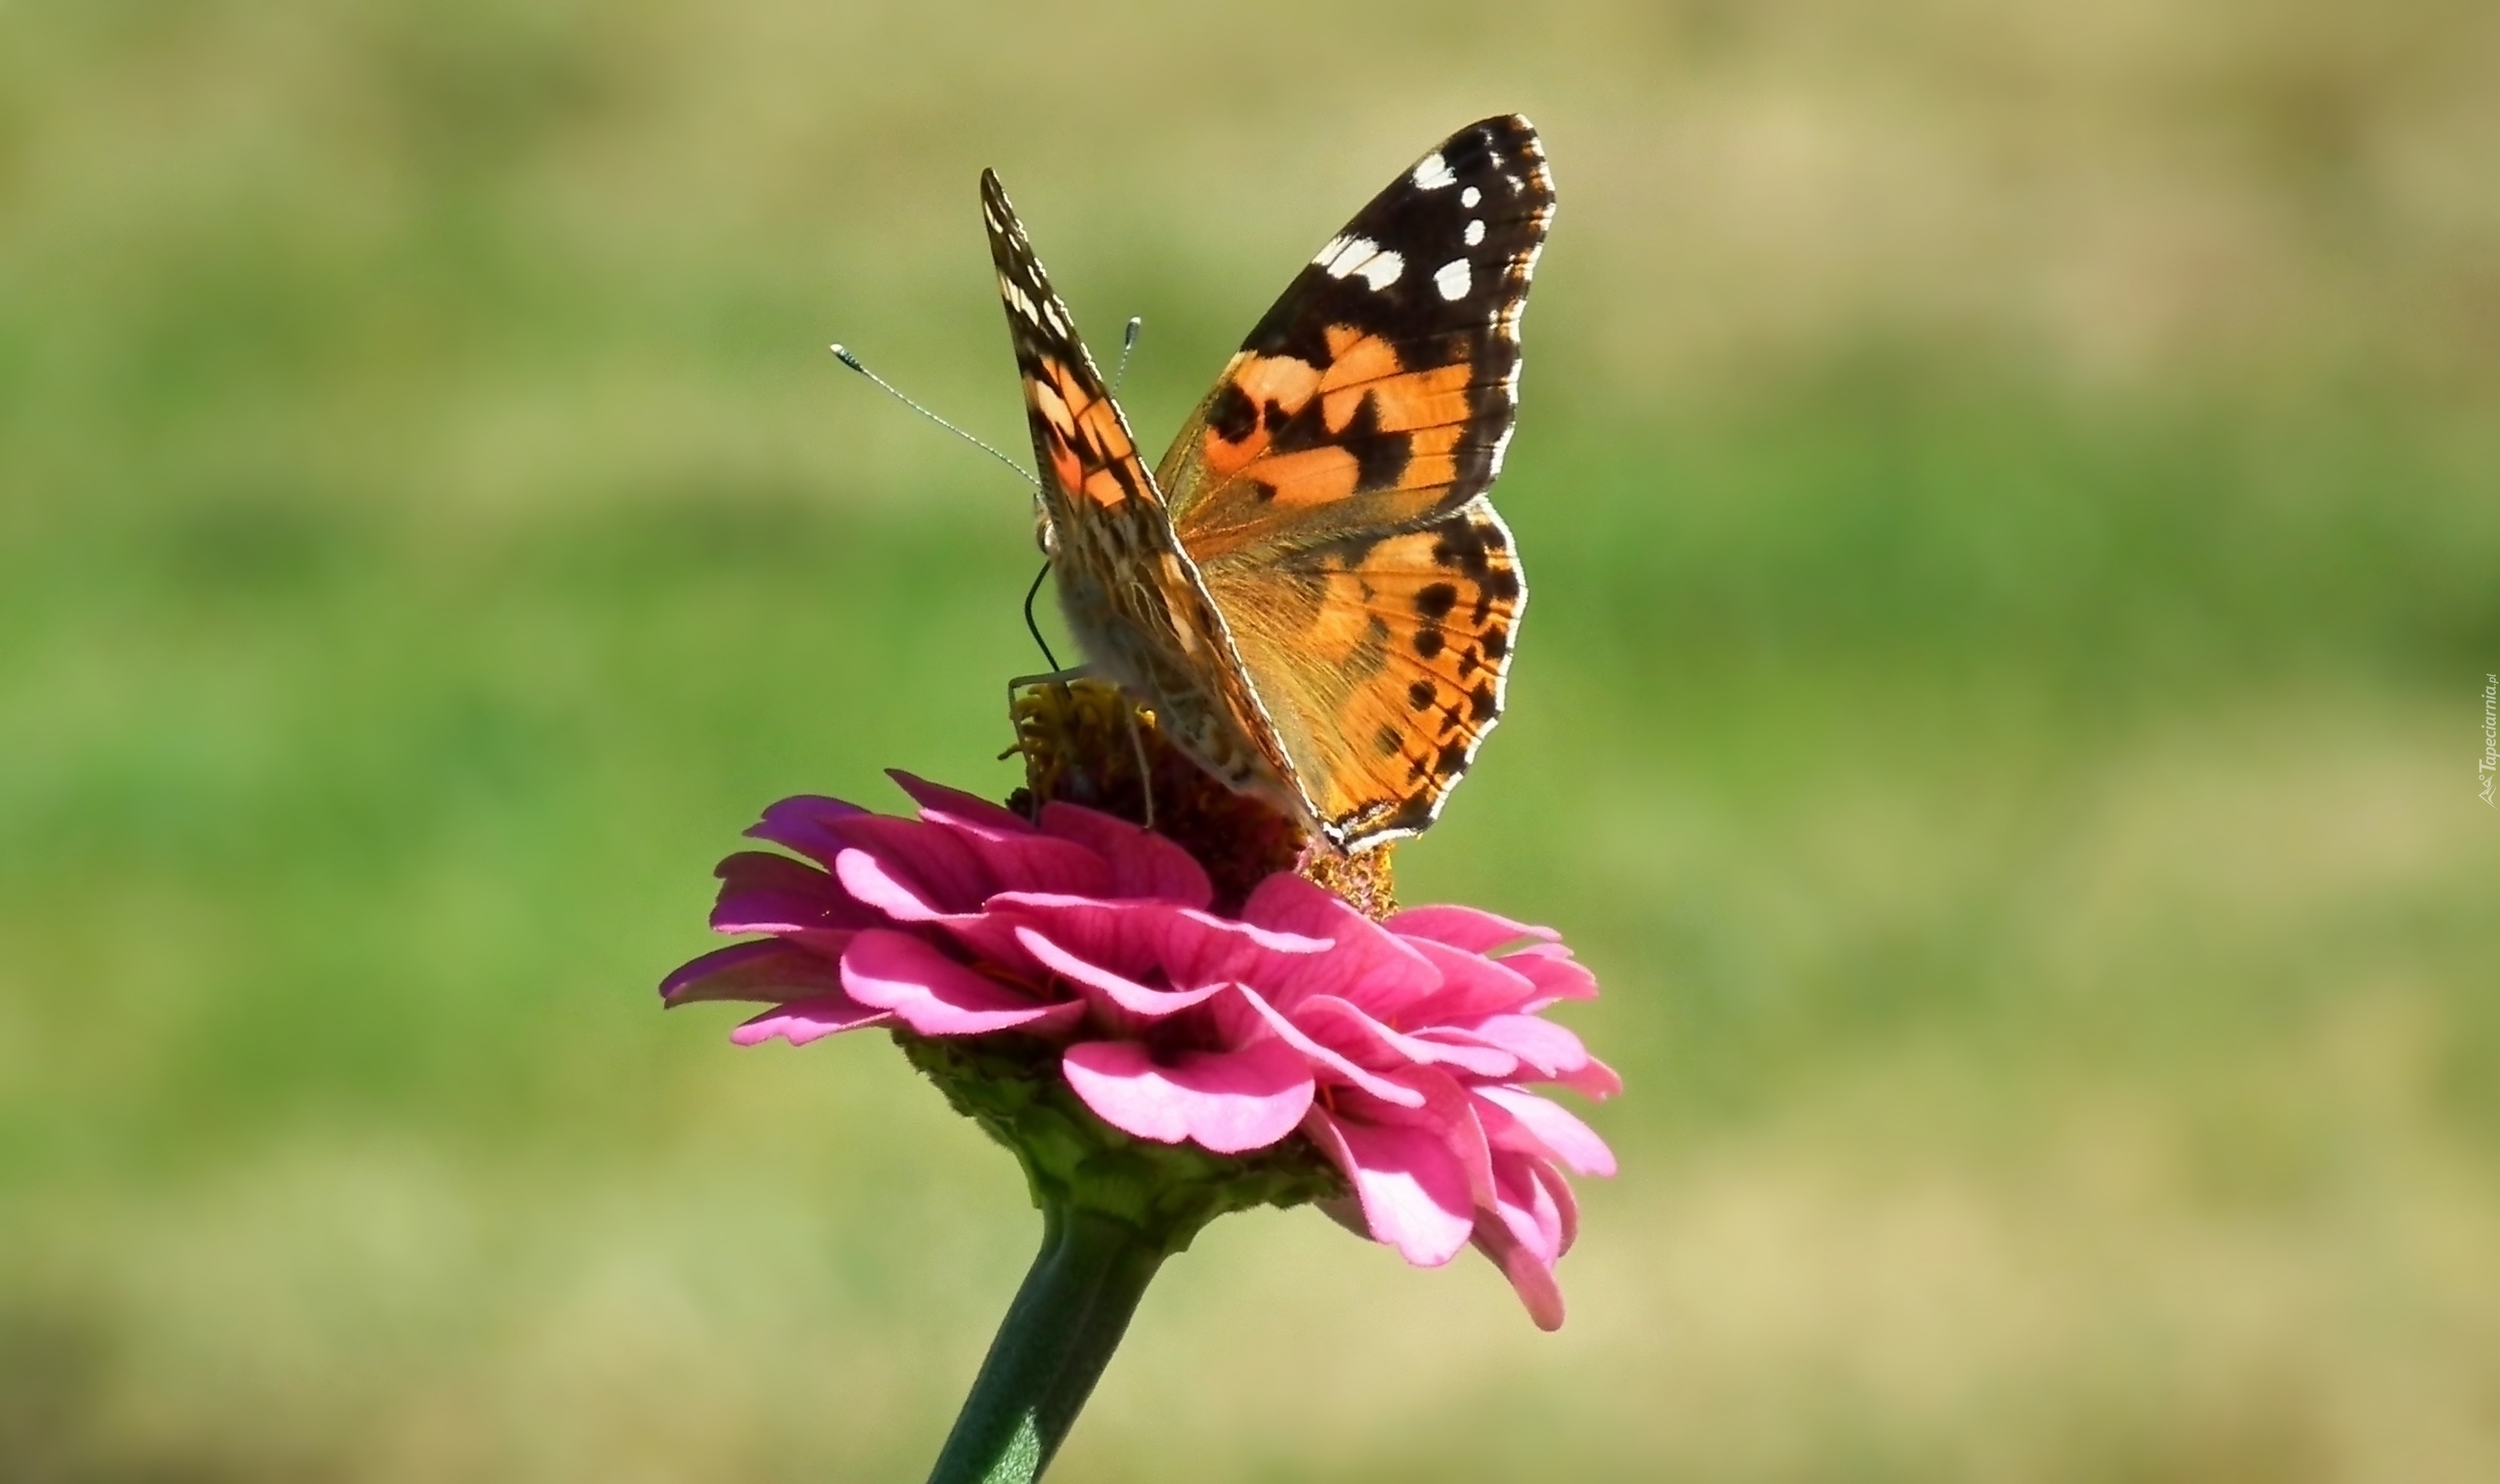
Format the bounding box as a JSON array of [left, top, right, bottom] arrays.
[[1112, 315, 1143, 394], [829, 343, 1039, 489], [1022, 559, 1062, 673]]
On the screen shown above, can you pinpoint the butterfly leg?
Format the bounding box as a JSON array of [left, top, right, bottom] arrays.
[[1006, 665, 1094, 824], [1006, 664, 1094, 724], [1122, 701, 1156, 832]]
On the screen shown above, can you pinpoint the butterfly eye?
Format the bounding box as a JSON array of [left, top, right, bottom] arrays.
[[1032, 499, 1058, 557]]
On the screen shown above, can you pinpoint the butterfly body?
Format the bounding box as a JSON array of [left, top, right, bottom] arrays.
[[985, 115, 1553, 852]]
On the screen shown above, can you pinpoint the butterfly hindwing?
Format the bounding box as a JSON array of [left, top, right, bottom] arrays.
[[1197, 501, 1526, 844]]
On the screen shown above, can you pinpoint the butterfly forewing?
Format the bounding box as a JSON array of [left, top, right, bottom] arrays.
[[981, 118, 1550, 851], [980, 169, 1312, 815], [1156, 116, 1553, 564], [1158, 114, 1553, 847], [981, 170, 1156, 519]]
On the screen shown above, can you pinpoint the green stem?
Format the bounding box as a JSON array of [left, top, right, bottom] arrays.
[[925, 1202, 1168, 1484]]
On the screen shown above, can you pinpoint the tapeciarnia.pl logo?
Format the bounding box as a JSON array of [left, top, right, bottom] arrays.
[[2482, 673, 2497, 809]]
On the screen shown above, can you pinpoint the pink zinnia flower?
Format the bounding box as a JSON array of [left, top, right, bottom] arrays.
[[662, 772, 1618, 1329]]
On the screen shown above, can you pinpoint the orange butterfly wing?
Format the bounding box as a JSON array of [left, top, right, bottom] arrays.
[[981, 170, 1313, 816], [982, 117, 1552, 850], [1157, 115, 1553, 847]]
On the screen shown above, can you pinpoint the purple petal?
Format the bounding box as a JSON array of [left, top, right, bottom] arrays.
[[710, 851, 878, 935], [660, 940, 843, 1006], [840, 929, 1082, 1036], [1062, 1038, 1313, 1154], [745, 795, 870, 867], [1036, 803, 1213, 907], [1386, 905, 1559, 954], [731, 994, 894, 1046], [1475, 1085, 1617, 1177]]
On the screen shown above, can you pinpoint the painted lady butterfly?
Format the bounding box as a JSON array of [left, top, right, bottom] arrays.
[[986, 114, 1552, 852]]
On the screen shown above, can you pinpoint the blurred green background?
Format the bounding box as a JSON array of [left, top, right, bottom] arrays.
[[4, 1, 2497, 1479]]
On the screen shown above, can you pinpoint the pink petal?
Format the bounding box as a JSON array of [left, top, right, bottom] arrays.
[[830, 820, 996, 920], [1557, 1056, 1624, 1100], [1475, 1086, 1617, 1177], [731, 994, 894, 1046], [1301, 1104, 1476, 1268], [839, 929, 1081, 1036], [1399, 936, 1542, 1021], [996, 894, 1326, 996], [1487, 1148, 1569, 1266], [1444, 1014, 1594, 1080], [885, 775, 1118, 898], [931, 912, 1051, 980], [1218, 987, 1425, 1106], [1291, 995, 1521, 1080], [1387, 904, 1559, 954], [951, 830, 1109, 898], [887, 770, 1037, 837], [745, 795, 870, 866], [1062, 1038, 1313, 1154], [1013, 924, 1227, 1021], [829, 810, 1106, 913], [1237, 875, 1440, 1011], [660, 940, 843, 1006], [1534, 1156, 1583, 1256], [1036, 804, 1213, 907], [1469, 1197, 1569, 1331], [1503, 941, 1599, 1005]]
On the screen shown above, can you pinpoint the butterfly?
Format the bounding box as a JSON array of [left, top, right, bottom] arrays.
[[985, 114, 1552, 853]]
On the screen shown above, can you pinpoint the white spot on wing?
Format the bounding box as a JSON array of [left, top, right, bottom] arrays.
[[1488, 424, 1514, 475], [1462, 186, 1482, 208], [1354, 248, 1404, 290], [1412, 152, 1457, 190], [1433, 258, 1471, 300], [1464, 219, 1486, 247], [1318, 234, 1377, 278]]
